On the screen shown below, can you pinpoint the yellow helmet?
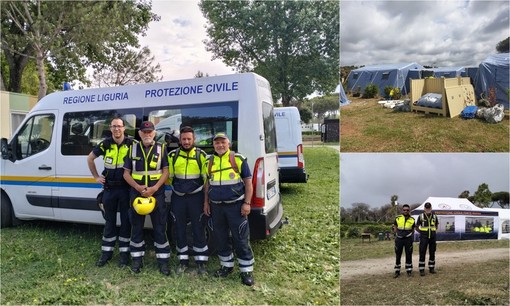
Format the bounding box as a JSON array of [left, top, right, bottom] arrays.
[[133, 196, 156, 215]]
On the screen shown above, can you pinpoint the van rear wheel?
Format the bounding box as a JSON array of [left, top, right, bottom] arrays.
[[1, 193, 13, 228]]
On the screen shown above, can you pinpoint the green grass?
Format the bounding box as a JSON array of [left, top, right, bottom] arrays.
[[0, 147, 339, 305], [340, 97, 510, 152]]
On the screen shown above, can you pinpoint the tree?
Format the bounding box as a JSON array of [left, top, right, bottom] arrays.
[[1, 1, 158, 99], [458, 190, 470, 198], [298, 107, 312, 124], [92, 46, 162, 87], [199, 0, 339, 106], [472, 183, 492, 208], [491, 191, 509, 209], [307, 94, 339, 121], [496, 37, 509, 53], [194, 70, 209, 78], [350, 203, 371, 223], [391, 194, 399, 217]]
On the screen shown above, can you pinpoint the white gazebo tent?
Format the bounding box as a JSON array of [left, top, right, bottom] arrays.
[[483, 208, 510, 240], [411, 197, 499, 241]]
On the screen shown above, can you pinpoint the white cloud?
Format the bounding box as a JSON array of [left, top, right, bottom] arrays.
[[340, 0, 509, 67], [340, 153, 510, 208], [138, 0, 235, 81]]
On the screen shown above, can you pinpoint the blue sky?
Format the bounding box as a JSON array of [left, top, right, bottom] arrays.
[[340, 0, 509, 68]]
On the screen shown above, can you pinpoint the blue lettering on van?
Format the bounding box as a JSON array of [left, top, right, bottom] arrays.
[[63, 92, 128, 104], [205, 82, 238, 93], [144, 85, 203, 98], [144, 82, 238, 99], [275, 112, 286, 117]]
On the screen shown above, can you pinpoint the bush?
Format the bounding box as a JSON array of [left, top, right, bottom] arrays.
[[383, 86, 402, 100], [362, 84, 379, 98], [346, 227, 360, 238]]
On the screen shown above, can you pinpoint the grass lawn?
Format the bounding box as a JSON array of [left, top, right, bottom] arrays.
[[340, 97, 510, 152], [0, 147, 339, 305]]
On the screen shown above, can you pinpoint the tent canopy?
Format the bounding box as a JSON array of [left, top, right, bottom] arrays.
[[339, 84, 350, 106], [412, 196, 483, 212], [474, 53, 509, 109], [346, 62, 424, 96]]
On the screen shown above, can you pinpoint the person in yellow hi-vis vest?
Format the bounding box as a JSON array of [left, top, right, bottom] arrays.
[[123, 121, 170, 275], [393, 204, 415, 278], [416, 202, 439, 276], [203, 132, 255, 286], [87, 117, 132, 268], [167, 126, 208, 275]]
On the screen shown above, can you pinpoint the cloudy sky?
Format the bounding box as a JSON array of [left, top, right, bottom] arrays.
[[340, 0, 509, 68], [341, 153, 510, 208], [137, 0, 234, 81]]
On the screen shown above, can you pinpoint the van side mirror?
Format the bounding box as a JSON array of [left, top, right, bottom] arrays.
[[1, 138, 10, 159]]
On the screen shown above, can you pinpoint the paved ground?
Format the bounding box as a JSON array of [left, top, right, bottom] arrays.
[[303, 141, 339, 152]]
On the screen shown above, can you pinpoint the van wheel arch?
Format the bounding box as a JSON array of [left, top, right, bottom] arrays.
[[1, 191, 13, 228]]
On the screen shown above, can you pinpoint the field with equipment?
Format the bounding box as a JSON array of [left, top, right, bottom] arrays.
[[0, 147, 339, 305], [341, 97, 510, 152]]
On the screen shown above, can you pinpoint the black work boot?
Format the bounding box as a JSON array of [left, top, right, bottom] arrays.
[[429, 268, 436, 274], [420, 270, 425, 276], [159, 263, 170, 276], [240, 272, 254, 286], [118, 252, 129, 268], [407, 271, 412, 277], [96, 253, 112, 267], [131, 259, 143, 273], [197, 263, 207, 275], [393, 271, 400, 278], [214, 266, 234, 278]]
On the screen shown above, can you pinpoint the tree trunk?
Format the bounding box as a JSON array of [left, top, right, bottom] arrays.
[[3, 50, 31, 93], [36, 51, 47, 101]]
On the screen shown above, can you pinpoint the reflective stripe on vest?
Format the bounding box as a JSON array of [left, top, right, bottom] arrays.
[[169, 147, 205, 179], [103, 140, 130, 170], [131, 142, 163, 185], [418, 213, 437, 231], [396, 215, 415, 230], [207, 150, 243, 186]]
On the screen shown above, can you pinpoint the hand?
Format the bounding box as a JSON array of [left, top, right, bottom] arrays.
[[241, 203, 251, 217], [95, 175, 105, 185], [203, 202, 210, 216], [142, 186, 156, 197]]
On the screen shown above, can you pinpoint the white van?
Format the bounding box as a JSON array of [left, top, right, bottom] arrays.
[[274, 107, 308, 183], [0, 73, 284, 241]]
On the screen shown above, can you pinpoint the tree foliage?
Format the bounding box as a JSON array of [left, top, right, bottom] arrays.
[[92, 46, 162, 87], [199, 0, 339, 106], [306, 94, 339, 121], [496, 37, 509, 53], [458, 190, 470, 198], [472, 183, 492, 208], [1, 0, 158, 99], [491, 191, 509, 209]]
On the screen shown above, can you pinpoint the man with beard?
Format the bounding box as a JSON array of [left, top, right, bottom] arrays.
[[123, 121, 170, 275]]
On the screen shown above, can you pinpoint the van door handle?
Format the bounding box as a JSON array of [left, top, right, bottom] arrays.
[[39, 165, 52, 170]]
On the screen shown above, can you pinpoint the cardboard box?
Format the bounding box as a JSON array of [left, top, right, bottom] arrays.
[[410, 77, 475, 117]]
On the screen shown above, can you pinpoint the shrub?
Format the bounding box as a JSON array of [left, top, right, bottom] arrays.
[[346, 227, 360, 238], [362, 84, 378, 98]]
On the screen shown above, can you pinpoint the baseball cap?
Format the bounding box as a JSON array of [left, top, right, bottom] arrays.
[[424, 202, 432, 209], [213, 132, 229, 141], [139, 121, 155, 131]]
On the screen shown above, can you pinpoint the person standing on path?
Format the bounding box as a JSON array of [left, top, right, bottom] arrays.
[[392, 204, 415, 278], [416, 202, 438, 276]]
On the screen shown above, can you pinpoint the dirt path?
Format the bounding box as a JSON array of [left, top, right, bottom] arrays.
[[341, 248, 509, 280]]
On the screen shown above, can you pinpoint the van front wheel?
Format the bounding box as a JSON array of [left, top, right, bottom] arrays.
[[1, 193, 13, 228]]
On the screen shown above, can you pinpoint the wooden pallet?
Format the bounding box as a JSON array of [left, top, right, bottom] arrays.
[[411, 104, 447, 116]]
